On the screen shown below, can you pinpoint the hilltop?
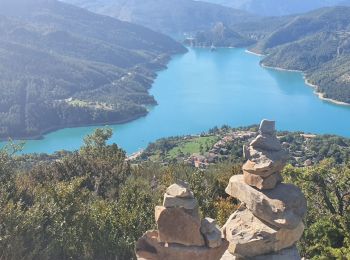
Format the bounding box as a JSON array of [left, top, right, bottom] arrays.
[[191, 7, 350, 104], [205, 0, 350, 16], [61, 0, 256, 36], [0, 0, 186, 140]]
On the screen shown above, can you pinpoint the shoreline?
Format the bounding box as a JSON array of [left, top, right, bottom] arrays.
[[260, 62, 350, 106], [245, 49, 265, 57], [0, 50, 184, 144], [304, 79, 350, 106], [3, 46, 350, 149], [193, 46, 350, 107], [0, 112, 147, 143], [261, 63, 303, 73]]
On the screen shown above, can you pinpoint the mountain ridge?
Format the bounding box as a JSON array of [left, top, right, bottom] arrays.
[[61, 0, 256, 36], [204, 0, 350, 16], [0, 0, 186, 140]]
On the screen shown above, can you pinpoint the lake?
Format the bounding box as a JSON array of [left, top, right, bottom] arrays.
[[2, 47, 350, 154]]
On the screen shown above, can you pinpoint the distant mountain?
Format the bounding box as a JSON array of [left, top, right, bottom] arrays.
[[190, 6, 350, 104], [204, 0, 350, 16], [61, 0, 256, 36], [184, 22, 255, 48], [0, 0, 186, 139]]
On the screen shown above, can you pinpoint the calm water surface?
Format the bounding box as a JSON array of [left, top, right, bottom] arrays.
[[2, 48, 350, 154]]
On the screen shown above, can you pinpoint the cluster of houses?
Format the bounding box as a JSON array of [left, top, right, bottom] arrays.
[[185, 131, 256, 168]]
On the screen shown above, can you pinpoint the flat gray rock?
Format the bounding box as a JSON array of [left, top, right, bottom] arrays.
[[225, 175, 307, 229], [201, 217, 217, 234], [163, 193, 198, 209], [155, 206, 205, 246], [166, 182, 194, 198], [259, 119, 276, 135]]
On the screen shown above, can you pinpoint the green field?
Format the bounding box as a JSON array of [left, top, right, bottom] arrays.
[[166, 136, 220, 159], [146, 135, 220, 162]]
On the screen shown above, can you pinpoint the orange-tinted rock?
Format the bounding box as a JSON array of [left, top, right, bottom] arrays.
[[225, 175, 307, 229], [243, 171, 283, 190], [163, 193, 198, 209], [242, 148, 288, 177], [259, 120, 276, 135]]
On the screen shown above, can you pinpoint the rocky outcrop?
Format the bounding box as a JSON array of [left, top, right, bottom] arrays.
[[223, 205, 304, 257], [221, 246, 301, 260], [222, 120, 307, 259], [225, 175, 306, 229], [136, 181, 228, 260]]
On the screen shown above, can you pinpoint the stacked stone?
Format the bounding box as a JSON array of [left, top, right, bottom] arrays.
[[136, 181, 228, 260], [222, 120, 307, 259]]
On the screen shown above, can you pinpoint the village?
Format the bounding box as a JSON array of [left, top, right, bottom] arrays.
[[183, 131, 256, 168], [134, 126, 328, 169]]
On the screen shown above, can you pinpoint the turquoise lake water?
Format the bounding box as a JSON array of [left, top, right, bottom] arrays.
[[2, 48, 350, 154]]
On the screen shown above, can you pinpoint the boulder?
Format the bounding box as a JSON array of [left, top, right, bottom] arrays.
[[222, 206, 304, 257], [250, 134, 282, 151], [220, 246, 301, 260], [259, 120, 276, 135], [200, 217, 217, 234], [225, 175, 307, 229], [166, 182, 194, 198], [136, 230, 229, 260], [163, 193, 198, 209], [155, 206, 205, 246], [243, 171, 283, 190]]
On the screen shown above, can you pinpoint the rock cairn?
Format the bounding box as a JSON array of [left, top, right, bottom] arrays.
[[222, 120, 307, 259], [136, 181, 228, 260]]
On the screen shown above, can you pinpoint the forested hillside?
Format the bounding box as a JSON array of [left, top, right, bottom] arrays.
[[61, 0, 255, 35], [0, 0, 186, 140], [184, 22, 255, 48], [191, 7, 350, 104], [256, 7, 350, 104]]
